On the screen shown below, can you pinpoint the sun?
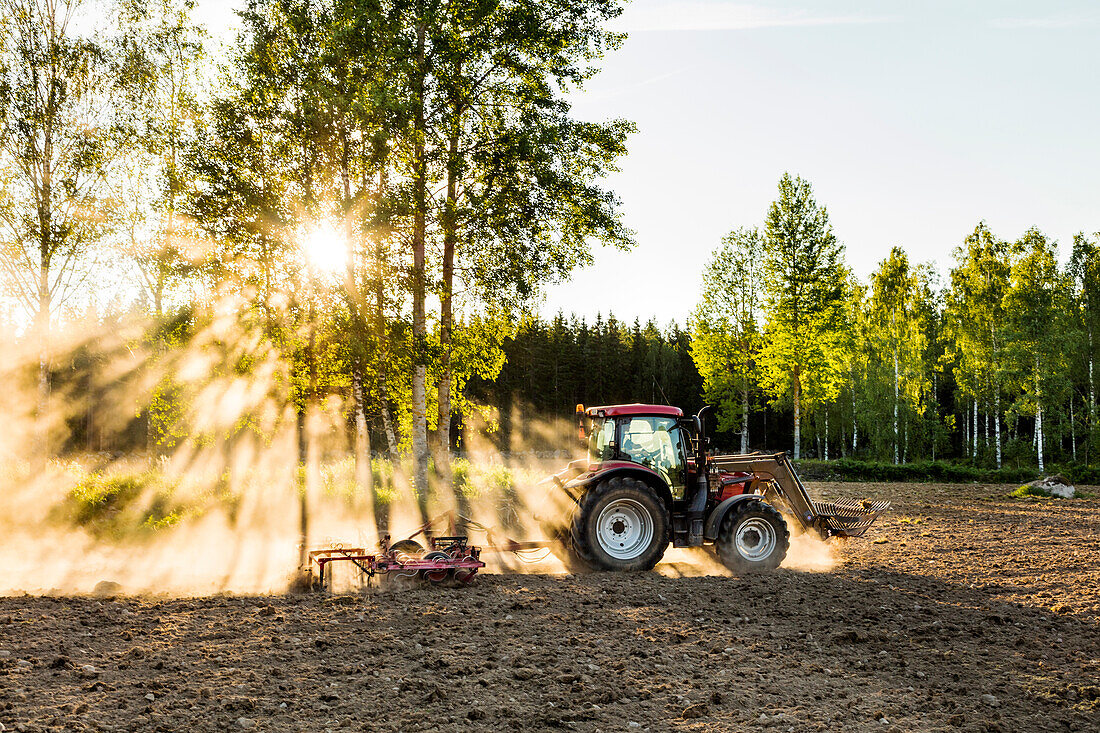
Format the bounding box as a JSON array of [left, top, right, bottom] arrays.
[[302, 221, 348, 275]]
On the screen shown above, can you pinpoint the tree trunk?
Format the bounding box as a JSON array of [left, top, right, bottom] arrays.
[[369, 168, 399, 460], [410, 23, 430, 521], [994, 386, 1002, 469], [972, 397, 978, 458], [1090, 327, 1095, 430], [903, 418, 908, 463], [1090, 328, 1095, 464], [931, 372, 938, 462], [36, 262, 50, 465], [1071, 394, 1077, 462], [963, 401, 969, 458], [435, 125, 460, 494], [35, 106, 54, 466], [341, 131, 372, 496], [740, 386, 750, 453], [1036, 355, 1044, 473], [893, 348, 899, 465], [297, 296, 317, 575], [992, 334, 1001, 467], [850, 367, 857, 454], [824, 405, 829, 461], [792, 369, 801, 460]]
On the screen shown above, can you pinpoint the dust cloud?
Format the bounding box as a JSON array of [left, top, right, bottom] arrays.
[[782, 529, 839, 572], [1, 312, 846, 596], [0, 311, 587, 595]]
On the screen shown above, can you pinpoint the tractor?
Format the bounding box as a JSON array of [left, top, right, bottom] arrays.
[[549, 403, 889, 572]]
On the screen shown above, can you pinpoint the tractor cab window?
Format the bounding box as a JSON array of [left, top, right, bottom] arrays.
[[588, 417, 616, 463], [620, 416, 688, 496]]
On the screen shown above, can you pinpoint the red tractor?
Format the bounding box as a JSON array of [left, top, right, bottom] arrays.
[[550, 403, 888, 572]]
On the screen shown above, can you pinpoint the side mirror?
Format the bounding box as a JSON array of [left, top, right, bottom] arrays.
[[575, 404, 586, 442]]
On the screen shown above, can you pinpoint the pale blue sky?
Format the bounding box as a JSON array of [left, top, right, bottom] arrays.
[[197, 0, 1100, 325]]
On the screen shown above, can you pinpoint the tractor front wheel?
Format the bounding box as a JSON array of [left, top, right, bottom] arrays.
[[715, 500, 789, 573], [572, 477, 668, 571]]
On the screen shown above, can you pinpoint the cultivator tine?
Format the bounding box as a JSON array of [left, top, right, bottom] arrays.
[[812, 499, 892, 538]]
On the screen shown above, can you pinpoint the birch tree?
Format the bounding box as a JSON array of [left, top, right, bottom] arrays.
[[759, 173, 848, 460], [944, 222, 1010, 467], [691, 227, 763, 452], [0, 0, 122, 456], [1004, 228, 1072, 472], [1069, 232, 1100, 459], [866, 247, 927, 464]]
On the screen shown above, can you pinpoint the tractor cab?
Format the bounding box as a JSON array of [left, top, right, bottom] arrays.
[[580, 404, 697, 499]]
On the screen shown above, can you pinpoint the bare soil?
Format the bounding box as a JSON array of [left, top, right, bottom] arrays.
[[2, 482, 1098, 732]]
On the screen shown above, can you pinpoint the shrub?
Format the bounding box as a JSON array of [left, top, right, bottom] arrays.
[[59, 469, 191, 539], [1010, 484, 1051, 499], [794, 459, 1040, 484]]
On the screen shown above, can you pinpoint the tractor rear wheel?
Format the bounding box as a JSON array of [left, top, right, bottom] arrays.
[[571, 477, 668, 571], [715, 500, 789, 573]]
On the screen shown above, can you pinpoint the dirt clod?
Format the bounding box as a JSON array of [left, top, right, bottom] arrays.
[[682, 703, 709, 719]]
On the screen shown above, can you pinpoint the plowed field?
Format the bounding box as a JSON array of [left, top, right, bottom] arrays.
[[2, 482, 1098, 732]]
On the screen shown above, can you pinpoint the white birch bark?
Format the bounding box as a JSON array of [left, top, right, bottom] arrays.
[[1070, 395, 1077, 461], [893, 348, 899, 465], [994, 389, 1002, 469], [741, 387, 749, 454]]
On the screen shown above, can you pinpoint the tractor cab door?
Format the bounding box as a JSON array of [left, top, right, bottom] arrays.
[[620, 416, 689, 499]]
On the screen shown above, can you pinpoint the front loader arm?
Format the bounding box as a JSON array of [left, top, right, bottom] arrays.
[[710, 452, 889, 539]]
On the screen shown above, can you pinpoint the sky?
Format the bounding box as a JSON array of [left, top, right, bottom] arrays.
[[195, 0, 1100, 326]]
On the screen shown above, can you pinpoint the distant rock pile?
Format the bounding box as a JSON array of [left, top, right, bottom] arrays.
[[1026, 475, 1076, 499]]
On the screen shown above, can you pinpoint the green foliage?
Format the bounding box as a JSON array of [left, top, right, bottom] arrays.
[[0, 0, 123, 323], [796, 459, 1036, 484], [758, 173, 849, 458], [147, 378, 186, 449], [1009, 484, 1051, 498], [690, 227, 763, 445], [796, 457, 1100, 486], [864, 248, 932, 462], [58, 469, 189, 540], [468, 313, 703, 450], [1002, 228, 1075, 471]]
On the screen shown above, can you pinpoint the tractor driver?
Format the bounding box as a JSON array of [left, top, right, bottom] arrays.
[[621, 418, 686, 495]]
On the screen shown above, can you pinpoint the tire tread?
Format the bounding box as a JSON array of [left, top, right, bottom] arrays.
[[715, 500, 790, 573], [571, 476, 668, 571]]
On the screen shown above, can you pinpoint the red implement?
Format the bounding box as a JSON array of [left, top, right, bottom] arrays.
[[308, 536, 485, 590]]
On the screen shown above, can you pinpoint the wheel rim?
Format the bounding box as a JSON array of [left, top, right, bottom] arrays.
[[735, 517, 777, 561], [596, 498, 655, 560]]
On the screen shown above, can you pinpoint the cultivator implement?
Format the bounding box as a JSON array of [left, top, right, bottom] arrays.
[[305, 510, 563, 591], [307, 535, 485, 591]]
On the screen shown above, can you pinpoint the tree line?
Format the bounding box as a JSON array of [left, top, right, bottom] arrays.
[[694, 173, 1100, 470], [3, 0, 1098, 485], [467, 313, 703, 451]]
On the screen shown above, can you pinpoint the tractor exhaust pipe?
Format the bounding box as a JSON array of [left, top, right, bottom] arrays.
[[688, 405, 713, 544]]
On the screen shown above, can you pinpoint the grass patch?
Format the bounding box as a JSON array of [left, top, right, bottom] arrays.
[[56, 469, 192, 540], [1009, 484, 1052, 499]]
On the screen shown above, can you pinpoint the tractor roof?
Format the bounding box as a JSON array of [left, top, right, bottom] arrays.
[[585, 404, 683, 418]]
